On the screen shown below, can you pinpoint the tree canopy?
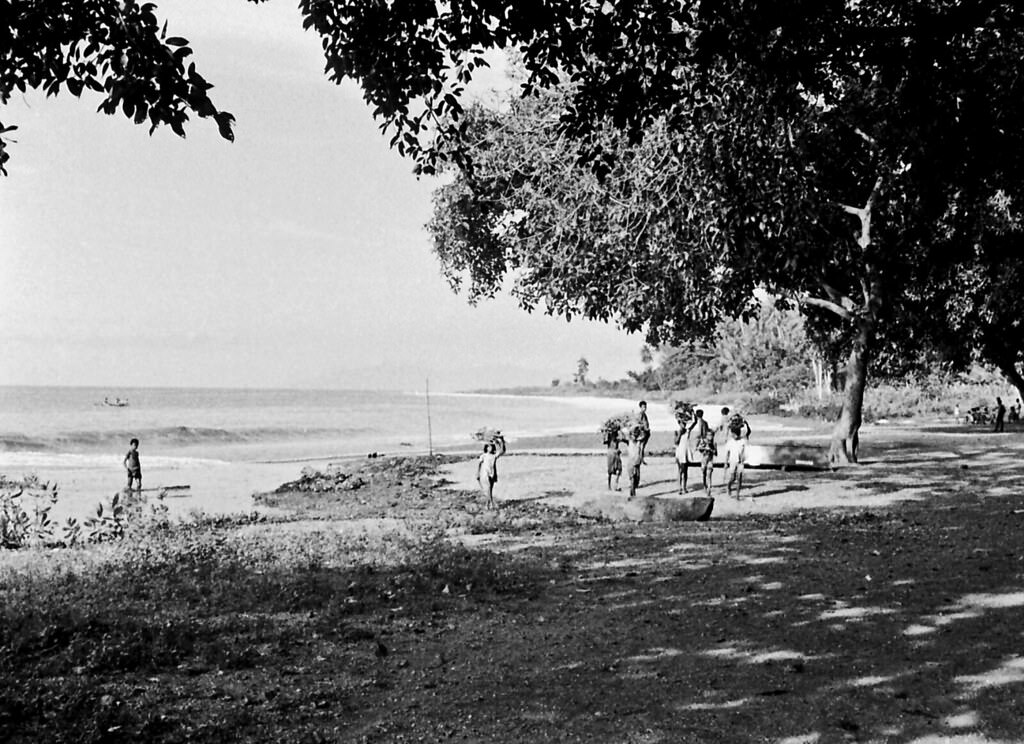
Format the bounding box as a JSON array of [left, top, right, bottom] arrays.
[[7, 1, 1024, 461], [1, 0, 236, 174], [415, 1, 1024, 462]]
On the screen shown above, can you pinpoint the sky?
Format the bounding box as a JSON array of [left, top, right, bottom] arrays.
[[0, 0, 644, 392]]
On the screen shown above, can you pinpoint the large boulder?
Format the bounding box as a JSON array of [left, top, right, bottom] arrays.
[[641, 496, 714, 522]]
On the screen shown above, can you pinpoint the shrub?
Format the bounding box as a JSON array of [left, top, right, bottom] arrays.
[[0, 477, 59, 549], [741, 394, 785, 415], [0, 478, 173, 551]]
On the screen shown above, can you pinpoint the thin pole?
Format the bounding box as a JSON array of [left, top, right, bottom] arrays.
[[426, 377, 434, 457]]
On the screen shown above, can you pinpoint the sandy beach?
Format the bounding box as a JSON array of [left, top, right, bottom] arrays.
[[30, 410, 1019, 524], [441, 417, 1024, 522]]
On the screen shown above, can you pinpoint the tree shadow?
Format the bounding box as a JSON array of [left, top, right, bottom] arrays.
[[443, 491, 1024, 742], [749, 484, 811, 499]]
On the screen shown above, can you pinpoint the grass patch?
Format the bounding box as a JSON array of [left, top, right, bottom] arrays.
[[0, 518, 552, 742]]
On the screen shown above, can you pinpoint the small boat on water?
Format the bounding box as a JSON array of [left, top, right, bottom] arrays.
[[103, 397, 129, 407]]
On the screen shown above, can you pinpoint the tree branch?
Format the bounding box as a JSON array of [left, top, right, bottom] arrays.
[[853, 127, 877, 149], [799, 295, 854, 321], [819, 280, 851, 307]]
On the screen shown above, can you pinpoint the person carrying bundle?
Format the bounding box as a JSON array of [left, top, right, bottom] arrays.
[[624, 424, 645, 500], [604, 426, 623, 491], [476, 431, 507, 509], [675, 408, 713, 495], [723, 412, 752, 499]]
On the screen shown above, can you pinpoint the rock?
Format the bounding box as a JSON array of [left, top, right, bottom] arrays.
[[641, 496, 714, 522], [576, 494, 714, 522]]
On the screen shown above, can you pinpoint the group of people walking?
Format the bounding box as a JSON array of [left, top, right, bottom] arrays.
[[604, 401, 752, 501], [673, 406, 750, 498]]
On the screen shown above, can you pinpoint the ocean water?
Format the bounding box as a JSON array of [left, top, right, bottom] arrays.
[[0, 386, 659, 519]]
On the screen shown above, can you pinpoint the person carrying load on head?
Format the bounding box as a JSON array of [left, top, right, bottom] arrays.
[[723, 412, 751, 499]]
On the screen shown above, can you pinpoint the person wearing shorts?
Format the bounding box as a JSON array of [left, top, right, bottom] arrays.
[[123, 437, 142, 492], [677, 409, 712, 494], [723, 415, 751, 498]]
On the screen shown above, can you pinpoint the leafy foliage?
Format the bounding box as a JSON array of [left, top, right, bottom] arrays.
[[9, 1, 1024, 458], [598, 413, 635, 443], [0, 476, 59, 549], [638, 299, 814, 397], [321, 0, 1024, 461], [931, 190, 1024, 396], [669, 400, 694, 427], [1, 0, 236, 174], [428, 89, 765, 345], [0, 476, 170, 550]]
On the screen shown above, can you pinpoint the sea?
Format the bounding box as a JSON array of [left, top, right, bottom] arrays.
[[0, 386, 663, 520]]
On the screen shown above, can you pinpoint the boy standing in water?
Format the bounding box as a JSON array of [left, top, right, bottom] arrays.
[[124, 437, 142, 492], [476, 432, 507, 509]]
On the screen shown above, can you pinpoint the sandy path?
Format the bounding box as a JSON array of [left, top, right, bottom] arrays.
[[443, 424, 1024, 518]]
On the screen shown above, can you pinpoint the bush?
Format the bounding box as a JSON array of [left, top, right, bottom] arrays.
[[741, 394, 785, 415], [796, 401, 844, 421], [0, 476, 61, 549], [785, 379, 1019, 423]]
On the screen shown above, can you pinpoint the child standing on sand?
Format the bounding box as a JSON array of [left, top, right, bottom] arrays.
[[605, 429, 623, 491], [624, 425, 644, 500], [637, 401, 651, 464], [723, 413, 751, 498], [680, 409, 713, 495], [476, 433, 507, 509], [124, 437, 142, 492]]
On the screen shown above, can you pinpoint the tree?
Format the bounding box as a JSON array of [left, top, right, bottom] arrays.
[[425, 56, 1013, 462], [1, 0, 237, 175], [8, 2, 1024, 463], [392, 2, 1024, 462], [716, 301, 812, 397], [934, 190, 1024, 401]]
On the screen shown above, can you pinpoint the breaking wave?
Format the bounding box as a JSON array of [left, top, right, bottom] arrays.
[[0, 425, 371, 453]]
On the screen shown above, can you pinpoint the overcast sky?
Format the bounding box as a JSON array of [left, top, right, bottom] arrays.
[[0, 0, 644, 392]]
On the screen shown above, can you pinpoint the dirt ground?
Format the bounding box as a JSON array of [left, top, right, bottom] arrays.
[[246, 424, 1024, 743], [7, 423, 1024, 743]]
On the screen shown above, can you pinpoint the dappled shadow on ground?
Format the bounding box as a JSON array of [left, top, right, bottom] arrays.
[[6, 437, 1024, 742], [0, 524, 558, 744], [718, 431, 1024, 515], [379, 493, 1024, 743]]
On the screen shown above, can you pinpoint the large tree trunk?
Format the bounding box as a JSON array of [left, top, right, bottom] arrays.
[[995, 357, 1024, 404], [827, 175, 884, 465], [829, 320, 874, 465]]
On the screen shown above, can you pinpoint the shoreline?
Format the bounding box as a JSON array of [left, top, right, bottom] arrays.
[[0, 408, 995, 523]]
